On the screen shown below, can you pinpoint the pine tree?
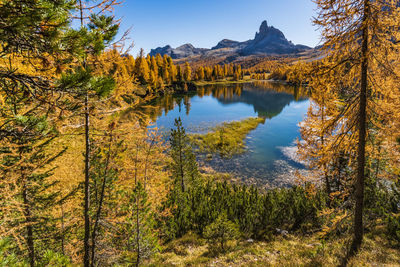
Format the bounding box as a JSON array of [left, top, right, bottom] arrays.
[[119, 182, 159, 266], [0, 1, 74, 265], [169, 118, 199, 192], [88, 124, 121, 265], [63, 2, 119, 266], [204, 213, 239, 252], [0, 117, 66, 265]]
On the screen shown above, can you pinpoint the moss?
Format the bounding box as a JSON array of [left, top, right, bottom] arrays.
[[189, 117, 266, 158]]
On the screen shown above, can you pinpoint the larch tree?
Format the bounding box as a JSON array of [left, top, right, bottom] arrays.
[[224, 64, 229, 77], [135, 48, 150, 84], [177, 65, 184, 82], [308, 0, 400, 257], [198, 67, 205, 80], [162, 55, 171, 84], [150, 56, 159, 78], [168, 58, 177, 83], [124, 54, 136, 76], [183, 62, 192, 82]]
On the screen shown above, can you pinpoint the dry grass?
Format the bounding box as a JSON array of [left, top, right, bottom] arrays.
[[146, 230, 400, 267]]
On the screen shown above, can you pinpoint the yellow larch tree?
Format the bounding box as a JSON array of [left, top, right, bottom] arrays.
[[301, 0, 400, 257]]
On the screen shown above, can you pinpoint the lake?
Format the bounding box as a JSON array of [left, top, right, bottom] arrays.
[[147, 81, 309, 188]]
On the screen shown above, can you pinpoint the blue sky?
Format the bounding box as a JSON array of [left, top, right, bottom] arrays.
[[114, 0, 321, 55]]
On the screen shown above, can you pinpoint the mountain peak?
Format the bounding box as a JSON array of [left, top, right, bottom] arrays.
[[212, 39, 241, 49], [177, 43, 195, 50], [259, 20, 268, 33], [254, 20, 285, 42]]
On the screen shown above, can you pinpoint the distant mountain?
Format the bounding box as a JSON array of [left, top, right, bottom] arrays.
[[149, 20, 312, 59], [150, 44, 208, 59], [212, 39, 245, 50]]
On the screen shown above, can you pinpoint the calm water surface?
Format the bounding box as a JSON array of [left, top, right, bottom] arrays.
[[148, 81, 309, 187]]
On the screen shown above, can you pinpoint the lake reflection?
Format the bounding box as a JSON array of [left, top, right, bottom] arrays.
[[146, 81, 309, 188]]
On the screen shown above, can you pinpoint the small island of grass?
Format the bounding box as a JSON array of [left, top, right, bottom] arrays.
[[189, 117, 266, 158]]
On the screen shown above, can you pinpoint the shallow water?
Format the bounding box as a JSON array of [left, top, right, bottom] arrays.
[[148, 81, 309, 187]]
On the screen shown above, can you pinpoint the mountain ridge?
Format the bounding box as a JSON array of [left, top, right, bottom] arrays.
[[149, 20, 312, 60]]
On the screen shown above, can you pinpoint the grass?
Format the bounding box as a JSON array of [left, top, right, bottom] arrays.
[[146, 229, 400, 266], [189, 117, 266, 158]]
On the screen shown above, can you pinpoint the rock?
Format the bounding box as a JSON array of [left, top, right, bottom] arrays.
[[275, 228, 289, 236], [247, 238, 254, 243], [307, 243, 321, 248]]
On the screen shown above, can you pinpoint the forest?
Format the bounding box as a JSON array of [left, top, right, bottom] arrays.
[[0, 0, 400, 266]]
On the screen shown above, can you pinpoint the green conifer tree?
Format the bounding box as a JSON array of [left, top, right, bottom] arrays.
[[0, 1, 74, 265], [169, 117, 199, 192], [119, 182, 159, 265]]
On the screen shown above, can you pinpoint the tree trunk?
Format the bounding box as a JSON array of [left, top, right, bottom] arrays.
[[78, 2, 91, 266], [132, 142, 140, 267], [321, 103, 331, 203], [84, 93, 91, 267], [136, 195, 140, 267], [350, 0, 369, 256], [61, 204, 65, 255], [23, 184, 35, 267], [90, 132, 113, 267]]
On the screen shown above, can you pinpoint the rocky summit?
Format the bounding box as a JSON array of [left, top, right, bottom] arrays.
[[241, 20, 309, 55], [149, 20, 311, 59]]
